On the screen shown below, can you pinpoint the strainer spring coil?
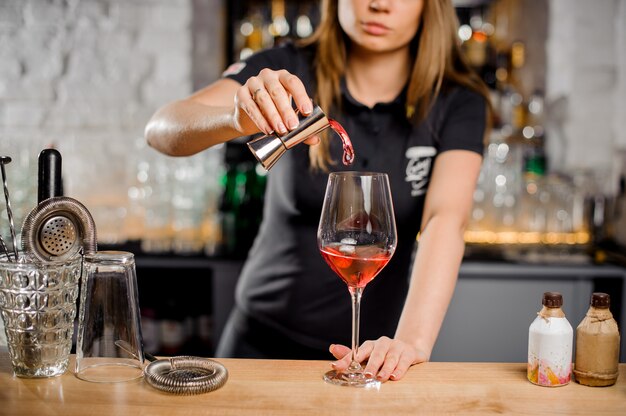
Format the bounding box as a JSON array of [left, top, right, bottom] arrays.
[[144, 356, 228, 395]]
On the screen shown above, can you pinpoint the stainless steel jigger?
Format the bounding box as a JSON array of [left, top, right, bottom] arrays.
[[247, 105, 329, 170]]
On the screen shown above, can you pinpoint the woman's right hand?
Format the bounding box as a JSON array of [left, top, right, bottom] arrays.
[[233, 68, 316, 139], [145, 68, 319, 157]]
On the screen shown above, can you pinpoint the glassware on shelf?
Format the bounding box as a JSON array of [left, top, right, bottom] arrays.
[[171, 157, 201, 253], [466, 131, 590, 254], [0, 139, 40, 250], [140, 148, 174, 254], [467, 131, 524, 242], [127, 138, 224, 255], [63, 137, 130, 246]]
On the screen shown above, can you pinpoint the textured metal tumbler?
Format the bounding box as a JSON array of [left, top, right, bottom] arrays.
[[246, 105, 329, 170]]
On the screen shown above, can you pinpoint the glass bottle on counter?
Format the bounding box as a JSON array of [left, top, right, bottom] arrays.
[[527, 291, 573, 387], [574, 292, 620, 387]]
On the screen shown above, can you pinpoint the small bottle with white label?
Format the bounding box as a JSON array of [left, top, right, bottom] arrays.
[[527, 292, 573, 386]]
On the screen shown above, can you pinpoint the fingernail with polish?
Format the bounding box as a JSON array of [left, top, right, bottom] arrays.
[[364, 371, 374, 378], [277, 122, 287, 134], [303, 102, 313, 114], [288, 118, 299, 130]]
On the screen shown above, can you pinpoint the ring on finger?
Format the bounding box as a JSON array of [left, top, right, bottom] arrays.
[[252, 88, 263, 101]]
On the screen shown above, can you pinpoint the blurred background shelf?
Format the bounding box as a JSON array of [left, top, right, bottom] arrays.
[[101, 241, 626, 362]]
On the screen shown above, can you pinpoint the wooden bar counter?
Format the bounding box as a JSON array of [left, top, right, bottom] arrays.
[[0, 351, 624, 415]]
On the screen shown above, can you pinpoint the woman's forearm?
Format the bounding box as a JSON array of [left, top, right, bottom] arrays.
[[144, 100, 244, 157], [394, 215, 466, 358]]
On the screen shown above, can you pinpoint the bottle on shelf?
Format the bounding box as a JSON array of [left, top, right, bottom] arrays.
[[460, 6, 497, 89], [522, 89, 547, 178], [140, 307, 161, 356], [232, 0, 321, 62], [294, 3, 314, 38], [159, 296, 188, 356], [217, 154, 240, 257], [216, 143, 267, 258], [502, 41, 527, 139], [527, 291, 573, 387], [237, 6, 270, 61], [574, 292, 620, 387], [194, 312, 215, 353], [269, 0, 290, 44]]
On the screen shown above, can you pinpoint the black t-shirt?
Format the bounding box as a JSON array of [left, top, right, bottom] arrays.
[[223, 43, 486, 350]]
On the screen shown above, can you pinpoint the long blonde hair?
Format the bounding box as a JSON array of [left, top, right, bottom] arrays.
[[300, 0, 490, 171]]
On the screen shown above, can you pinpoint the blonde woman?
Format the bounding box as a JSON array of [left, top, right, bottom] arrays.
[[146, 0, 490, 382]]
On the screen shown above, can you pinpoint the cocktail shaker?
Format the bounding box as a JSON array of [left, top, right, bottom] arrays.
[[247, 105, 329, 170]]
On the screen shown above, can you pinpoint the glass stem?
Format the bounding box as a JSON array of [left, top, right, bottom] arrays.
[[348, 286, 363, 372]]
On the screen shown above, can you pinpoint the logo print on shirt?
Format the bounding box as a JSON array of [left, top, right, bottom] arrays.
[[405, 146, 436, 197], [222, 62, 247, 76]]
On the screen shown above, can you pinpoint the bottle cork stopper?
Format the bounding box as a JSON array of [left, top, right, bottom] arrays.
[[590, 292, 610, 309], [542, 292, 563, 308]]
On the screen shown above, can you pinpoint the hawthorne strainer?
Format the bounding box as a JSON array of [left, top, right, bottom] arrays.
[[21, 196, 98, 262], [144, 355, 229, 395], [115, 340, 228, 395]]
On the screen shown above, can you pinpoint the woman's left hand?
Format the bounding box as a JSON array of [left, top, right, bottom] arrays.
[[329, 337, 429, 382]]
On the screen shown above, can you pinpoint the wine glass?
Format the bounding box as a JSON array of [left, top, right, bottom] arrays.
[[318, 171, 397, 387]]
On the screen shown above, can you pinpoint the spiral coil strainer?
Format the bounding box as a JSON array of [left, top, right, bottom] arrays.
[[144, 356, 229, 395], [115, 340, 228, 394]]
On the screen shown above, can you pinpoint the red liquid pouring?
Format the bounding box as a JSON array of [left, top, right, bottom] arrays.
[[328, 119, 355, 166], [320, 245, 391, 288]]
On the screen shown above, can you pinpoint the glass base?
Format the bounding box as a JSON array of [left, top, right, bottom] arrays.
[[11, 359, 69, 378], [323, 369, 381, 389], [75, 362, 144, 383]]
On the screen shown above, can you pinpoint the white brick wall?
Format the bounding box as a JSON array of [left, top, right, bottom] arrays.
[[616, 0, 626, 150], [546, 0, 626, 193], [0, 0, 225, 244]]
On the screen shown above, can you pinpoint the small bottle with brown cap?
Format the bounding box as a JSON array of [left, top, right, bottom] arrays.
[[574, 292, 620, 386], [527, 292, 573, 386]]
